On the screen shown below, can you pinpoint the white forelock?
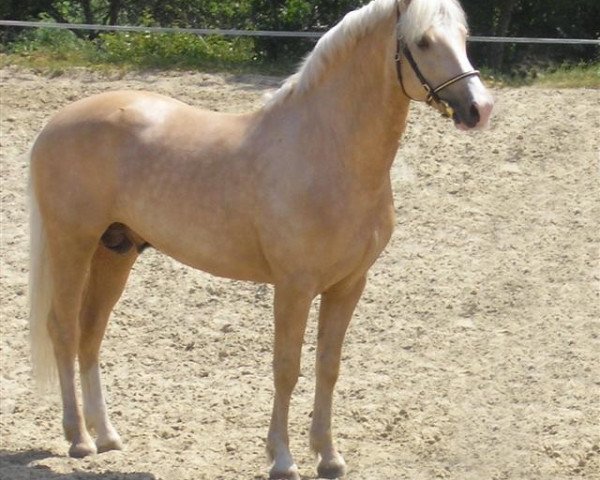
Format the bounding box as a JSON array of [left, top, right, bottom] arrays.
[[264, 0, 467, 106], [398, 0, 466, 43]]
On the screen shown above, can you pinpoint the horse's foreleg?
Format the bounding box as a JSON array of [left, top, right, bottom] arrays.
[[79, 244, 138, 453], [46, 235, 98, 458], [267, 283, 313, 480], [310, 275, 366, 479]]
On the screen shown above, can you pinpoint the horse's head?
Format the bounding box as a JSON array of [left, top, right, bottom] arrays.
[[396, 0, 493, 130]]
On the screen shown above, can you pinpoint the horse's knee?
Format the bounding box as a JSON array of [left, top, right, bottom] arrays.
[[316, 354, 340, 386], [273, 361, 300, 396]]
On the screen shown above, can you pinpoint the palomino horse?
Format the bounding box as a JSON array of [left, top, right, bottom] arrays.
[[29, 0, 493, 478]]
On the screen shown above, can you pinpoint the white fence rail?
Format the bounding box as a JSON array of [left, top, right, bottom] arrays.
[[1, 20, 599, 45]]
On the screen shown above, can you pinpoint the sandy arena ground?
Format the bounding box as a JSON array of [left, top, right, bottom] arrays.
[[1, 66, 598, 480]]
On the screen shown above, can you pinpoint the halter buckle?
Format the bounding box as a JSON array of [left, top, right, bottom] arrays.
[[425, 90, 454, 119], [435, 99, 455, 119]]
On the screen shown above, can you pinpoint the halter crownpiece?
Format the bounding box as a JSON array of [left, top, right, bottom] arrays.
[[394, 5, 480, 118]]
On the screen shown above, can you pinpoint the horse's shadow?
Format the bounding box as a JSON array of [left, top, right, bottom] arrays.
[[0, 450, 156, 480], [0, 450, 323, 479]]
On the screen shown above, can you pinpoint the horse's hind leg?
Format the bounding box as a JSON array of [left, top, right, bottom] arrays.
[[45, 233, 99, 458], [79, 237, 138, 453]]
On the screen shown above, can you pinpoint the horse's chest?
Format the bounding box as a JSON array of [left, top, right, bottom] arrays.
[[295, 200, 395, 285], [331, 212, 393, 271]]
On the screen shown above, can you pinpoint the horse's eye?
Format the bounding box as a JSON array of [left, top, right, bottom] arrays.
[[417, 36, 430, 49]]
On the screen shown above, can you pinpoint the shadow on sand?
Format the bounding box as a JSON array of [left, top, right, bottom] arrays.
[[0, 450, 322, 479], [0, 450, 156, 480]]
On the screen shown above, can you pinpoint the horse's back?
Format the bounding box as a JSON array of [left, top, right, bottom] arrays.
[[33, 90, 252, 168], [34, 90, 193, 151], [32, 90, 176, 166], [32, 91, 233, 203]]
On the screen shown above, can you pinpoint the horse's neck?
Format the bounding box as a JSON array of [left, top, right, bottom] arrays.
[[285, 13, 410, 190]]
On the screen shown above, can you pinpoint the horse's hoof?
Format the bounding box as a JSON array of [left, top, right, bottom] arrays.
[[269, 464, 301, 480], [96, 435, 123, 453], [317, 458, 347, 479], [68, 440, 97, 458]]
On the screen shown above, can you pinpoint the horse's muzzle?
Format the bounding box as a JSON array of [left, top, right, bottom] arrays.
[[454, 95, 494, 131]]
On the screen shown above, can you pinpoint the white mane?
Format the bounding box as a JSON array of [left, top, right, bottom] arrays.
[[264, 0, 467, 106]]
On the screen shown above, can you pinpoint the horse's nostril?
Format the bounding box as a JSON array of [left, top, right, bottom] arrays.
[[470, 103, 480, 125]]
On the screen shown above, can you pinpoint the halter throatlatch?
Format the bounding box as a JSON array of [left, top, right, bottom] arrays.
[[394, 6, 480, 118]]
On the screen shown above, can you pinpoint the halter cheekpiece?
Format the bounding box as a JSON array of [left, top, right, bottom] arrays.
[[394, 3, 480, 118]]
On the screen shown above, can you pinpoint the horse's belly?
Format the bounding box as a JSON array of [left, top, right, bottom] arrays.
[[158, 232, 271, 283], [122, 202, 272, 283]]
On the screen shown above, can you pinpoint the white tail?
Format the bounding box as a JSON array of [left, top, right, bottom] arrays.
[[29, 157, 57, 392]]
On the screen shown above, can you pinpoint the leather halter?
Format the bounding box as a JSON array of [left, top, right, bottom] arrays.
[[394, 6, 480, 118]]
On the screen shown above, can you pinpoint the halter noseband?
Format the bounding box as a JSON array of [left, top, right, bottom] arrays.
[[394, 7, 480, 118]]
